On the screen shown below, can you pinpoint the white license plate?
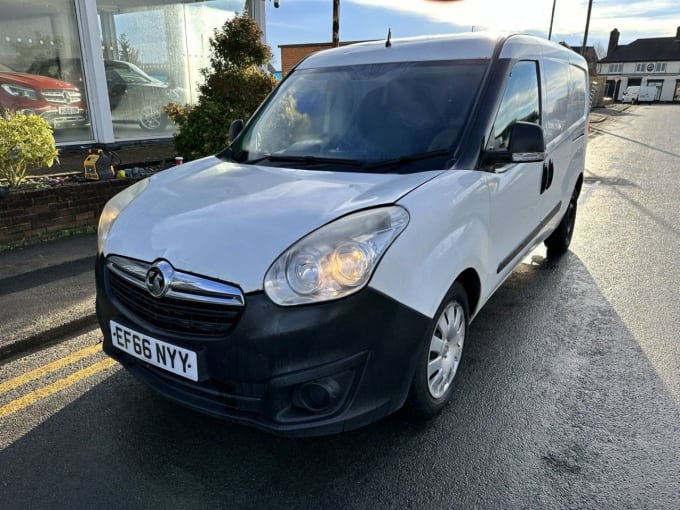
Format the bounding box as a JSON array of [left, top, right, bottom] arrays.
[[58, 106, 79, 114], [110, 320, 198, 381]]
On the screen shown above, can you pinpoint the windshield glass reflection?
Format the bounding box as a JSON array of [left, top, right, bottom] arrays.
[[233, 60, 487, 172]]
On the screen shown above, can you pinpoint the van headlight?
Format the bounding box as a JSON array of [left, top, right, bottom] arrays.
[[264, 206, 409, 305], [97, 178, 150, 253]]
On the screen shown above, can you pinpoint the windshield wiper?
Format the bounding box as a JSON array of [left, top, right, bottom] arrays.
[[243, 154, 364, 167], [217, 147, 252, 163], [364, 150, 451, 171]]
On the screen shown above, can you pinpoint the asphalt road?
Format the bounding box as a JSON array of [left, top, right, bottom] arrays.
[[1, 105, 679, 509]]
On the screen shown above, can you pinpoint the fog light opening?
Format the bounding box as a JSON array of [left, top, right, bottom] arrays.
[[295, 378, 341, 413]]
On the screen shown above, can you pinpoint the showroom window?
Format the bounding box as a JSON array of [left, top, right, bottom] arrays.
[[95, 0, 239, 140], [1, 0, 244, 146], [0, 0, 92, 144]]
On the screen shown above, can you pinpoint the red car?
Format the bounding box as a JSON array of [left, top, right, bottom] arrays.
[[0, 63, 87, 129]]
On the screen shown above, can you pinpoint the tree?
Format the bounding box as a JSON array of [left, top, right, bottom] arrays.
[[118, 34, 141, 66], [166, 13, 277, 161]]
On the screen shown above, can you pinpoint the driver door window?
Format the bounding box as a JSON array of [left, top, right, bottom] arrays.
[[488, 61, 540, 150]]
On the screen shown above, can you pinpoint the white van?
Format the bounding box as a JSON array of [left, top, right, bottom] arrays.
[[622, 85, 656, 103], [96, 33, 588, 436]]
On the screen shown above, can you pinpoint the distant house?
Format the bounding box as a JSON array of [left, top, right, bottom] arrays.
[[598, 27, 680, 102]]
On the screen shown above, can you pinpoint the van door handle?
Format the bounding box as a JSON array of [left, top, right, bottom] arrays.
[[540, 160, 554, 194]]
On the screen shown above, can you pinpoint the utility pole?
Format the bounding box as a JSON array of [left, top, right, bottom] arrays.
[[332, 0, 340, 47], [548, 0, 556, 40], [581, 0, 593, 55]]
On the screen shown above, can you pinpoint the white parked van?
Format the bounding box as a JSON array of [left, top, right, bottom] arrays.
[[96, 33, 588, 436], [622, 85, 656, 103]]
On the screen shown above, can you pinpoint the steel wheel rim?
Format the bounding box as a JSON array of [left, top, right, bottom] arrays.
[[427, 301, 465, 399], [140, 105, 161, 129]]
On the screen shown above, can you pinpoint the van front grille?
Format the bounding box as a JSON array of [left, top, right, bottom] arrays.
[[106, 255, 245, 338]]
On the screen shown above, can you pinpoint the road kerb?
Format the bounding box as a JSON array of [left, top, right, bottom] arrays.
[[0, 314, 99, 361]]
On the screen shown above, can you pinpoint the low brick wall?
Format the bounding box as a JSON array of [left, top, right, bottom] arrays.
[[0, 178, 141, 245]]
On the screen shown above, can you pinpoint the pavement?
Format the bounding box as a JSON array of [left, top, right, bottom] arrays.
[[589, 102, 630, 123], [0, 104, 630, 362], [0, 234, 98, 359]]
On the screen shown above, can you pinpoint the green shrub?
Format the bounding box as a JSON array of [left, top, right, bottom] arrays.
[[166, 13, 277, 161], [257, 94, 310, 153], [0, 111, 59, 187]]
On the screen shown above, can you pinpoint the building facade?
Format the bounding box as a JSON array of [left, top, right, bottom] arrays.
[[0, 0, 257, 148], [598, 27, 680, 102]]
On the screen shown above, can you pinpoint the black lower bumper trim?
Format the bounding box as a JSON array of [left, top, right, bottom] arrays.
[[96, 254, 430, 436]]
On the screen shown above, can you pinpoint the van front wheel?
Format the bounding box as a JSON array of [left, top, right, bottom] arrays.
[[408, 282, 468, 417]]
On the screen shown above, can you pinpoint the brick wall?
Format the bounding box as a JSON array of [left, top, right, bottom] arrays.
[[281, 44, 333, 75], [279, 40, 369, 75], [0, 178, 141, 245]]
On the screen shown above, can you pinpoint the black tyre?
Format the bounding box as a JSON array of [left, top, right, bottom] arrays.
[[545, 192, 577, 257], [408, 282, 469, 417]]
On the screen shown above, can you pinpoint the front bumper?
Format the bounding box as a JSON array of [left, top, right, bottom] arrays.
[[39, 107, 88, 129], [0, 97, 88, 128], [95, 254, 430, 436]]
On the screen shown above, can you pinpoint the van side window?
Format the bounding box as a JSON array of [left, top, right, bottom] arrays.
[[568, 65, 587, 127], [488, 61, 540, 150], [543, 60, 569, 143], [543, 61, 588, 142]]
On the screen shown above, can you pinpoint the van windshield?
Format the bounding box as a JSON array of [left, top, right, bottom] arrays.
[[229, 60, 488, 173]]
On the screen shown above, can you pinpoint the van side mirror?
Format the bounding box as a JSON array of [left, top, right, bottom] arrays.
[[508, 121, 545, 161], [482, 121, 546, 168], [229, 119, 244, 142]]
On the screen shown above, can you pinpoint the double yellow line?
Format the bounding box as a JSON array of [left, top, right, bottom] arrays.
[[0, 343, 117, 418]]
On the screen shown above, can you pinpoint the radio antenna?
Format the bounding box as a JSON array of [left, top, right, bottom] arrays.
[[386, 28, 392, 47]]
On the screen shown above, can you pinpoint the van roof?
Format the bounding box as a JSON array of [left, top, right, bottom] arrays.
[[296, 32, 587, 70]]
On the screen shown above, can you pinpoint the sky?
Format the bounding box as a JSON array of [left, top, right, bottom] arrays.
[[263, 0, 679, 68]]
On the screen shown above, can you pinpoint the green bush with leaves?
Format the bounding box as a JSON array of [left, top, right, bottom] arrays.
[[166, 13, 277, 161], [0, 111, 59, 187], [257, 94, 311, 153]]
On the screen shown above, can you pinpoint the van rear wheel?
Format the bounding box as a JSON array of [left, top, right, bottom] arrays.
[[408, 282, 468, 417]]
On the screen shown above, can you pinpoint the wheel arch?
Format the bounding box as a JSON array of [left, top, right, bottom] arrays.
[[456, 268, 481, 319]]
